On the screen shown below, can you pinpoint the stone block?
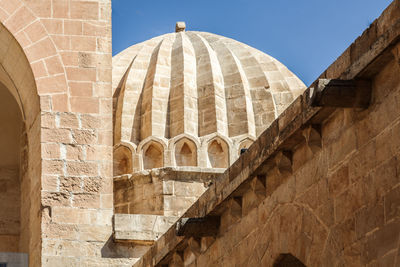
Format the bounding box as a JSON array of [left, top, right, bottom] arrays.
[[42, 128, 72, 143], [384, 185, 400, 222], [72, 193, 101, 208], [114, 214, 178, 242], [335, 181, 364, 223], [328, 165, 349, 197], [70, 1, 99, 20], [364, 220, 400, 263], [355, 202, 384, 239]]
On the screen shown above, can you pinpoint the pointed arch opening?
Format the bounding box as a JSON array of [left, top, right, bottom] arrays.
[[0, 26, 40, 266], [143, 142, 164, 169], [207, 138, 229, 168], [273, 254, 306, 267], [174, 138, 197, 167], [113, 145, 133, 176], [0, 85, 23, 253], [0, 18, 41, 263]]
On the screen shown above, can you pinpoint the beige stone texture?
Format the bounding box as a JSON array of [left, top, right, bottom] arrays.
[[0, 0, 126, 266], [112, 30, 306, 172], [133, 1, 400, 266], [113, 168, 221, 217], [0, 0, 398, 266], [114, 214, 178, 242], [110, 20, 306, 256]]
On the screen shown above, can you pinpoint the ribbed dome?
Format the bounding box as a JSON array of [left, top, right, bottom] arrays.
[[112, 28, 306, 171]]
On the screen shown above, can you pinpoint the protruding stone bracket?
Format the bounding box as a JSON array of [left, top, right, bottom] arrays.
[[200, 236, 216, 253], [229, 196, 243, 220], [160, 250, 184, 267], [391, 44, 400, 66], [170, 251, 184, 266], [310, 79, 371, 108], [275, 150, 293, 176], [252, 175, 267, 198], [255, 150, 292, 177], [187, 237, 201, 256], [302, 124, 322, 153], [176, 216, 220, 237], [113, 214, 179, 244]]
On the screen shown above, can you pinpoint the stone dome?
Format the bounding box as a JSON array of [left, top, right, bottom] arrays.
[[112, 24, 306, 172]]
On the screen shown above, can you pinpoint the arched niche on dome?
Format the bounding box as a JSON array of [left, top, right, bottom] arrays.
[[207, 138, 229, 168], [142, 141, 164, 169], [273, 254, 306, 267], [238, 138, 254, 156], [114, 31, 306, 163], [174, 138, 197, 167], [113, 144, 134, 176]]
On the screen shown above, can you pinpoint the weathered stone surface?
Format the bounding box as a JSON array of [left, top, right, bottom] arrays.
[[132, 2, 400, 266], [114, 214, 178, 243], [310, 79, 371, 108], [0, 0, 114, 265], [112, 29, 306, 172], [1, 0, 400, 266], [114, 168, 215, 217]]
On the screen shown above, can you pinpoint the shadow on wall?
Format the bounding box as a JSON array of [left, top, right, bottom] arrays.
[[143, 142, 164, 169], [208, 138, 229, 168], [273, 254, 307, 267], [112, 135, 237, 173], [0, 86, 23, 253], [175, 138, 197, 167], [113, 145, 133, 176]]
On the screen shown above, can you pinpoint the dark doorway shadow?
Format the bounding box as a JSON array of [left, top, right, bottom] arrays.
[[273, 253, 306, 267]]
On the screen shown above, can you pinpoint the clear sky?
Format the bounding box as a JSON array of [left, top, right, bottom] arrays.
[[112, 0, 392, 86]]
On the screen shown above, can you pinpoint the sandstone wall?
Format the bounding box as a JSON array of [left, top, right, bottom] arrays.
[[114, 169, 219, 217], [133, 1, 400, 266], [186, 56, 400, 266], [0, 0, 132, 265]]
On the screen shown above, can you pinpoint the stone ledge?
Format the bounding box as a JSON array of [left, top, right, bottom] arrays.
[[114, 214, 178, 245], [114, 167, 224, 185], [114, 168, 216, 216]]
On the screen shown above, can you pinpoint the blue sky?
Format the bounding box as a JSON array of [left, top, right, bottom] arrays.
[[112, 0, 392, 86]]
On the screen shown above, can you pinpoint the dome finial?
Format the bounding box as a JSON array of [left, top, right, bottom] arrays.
[[175, 21, 186, 32]]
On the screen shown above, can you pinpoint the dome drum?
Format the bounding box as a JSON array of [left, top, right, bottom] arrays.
[[113, 133, 257, 172]]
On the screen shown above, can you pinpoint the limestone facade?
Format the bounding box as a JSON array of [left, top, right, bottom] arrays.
[[0, 0, 134, 266], [0, 0, 399, 266], [114, 168, 221, 217], [134, 1, 400, 266]]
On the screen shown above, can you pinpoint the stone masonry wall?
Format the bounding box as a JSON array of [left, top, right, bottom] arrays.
[[115, 174, 206, 217], [114, 169, 218, 217], [133, 2, 400, 265], [0, 0, 133, 266], [166, 41, 400, 267]]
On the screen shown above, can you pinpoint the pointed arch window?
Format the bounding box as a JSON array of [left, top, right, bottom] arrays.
[[175, 138, 197, 167], [208, 138, 229, 168], [143, 142, 164, 169]]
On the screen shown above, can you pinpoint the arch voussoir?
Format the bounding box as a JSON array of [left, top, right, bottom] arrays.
[[0, 0, 69, 112]]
